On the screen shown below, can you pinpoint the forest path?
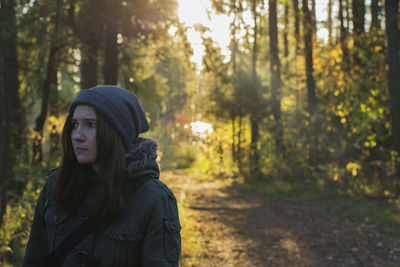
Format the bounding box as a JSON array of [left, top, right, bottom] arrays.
[[162, 170, 400, 267]]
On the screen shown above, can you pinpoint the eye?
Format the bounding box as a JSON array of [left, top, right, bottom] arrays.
[[71, 121, 78, 129], [88, 121, 96, 128]]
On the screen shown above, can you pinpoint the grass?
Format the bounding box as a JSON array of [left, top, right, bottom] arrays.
[[240, 177, 400, 239], [178, 202, 209, 267]]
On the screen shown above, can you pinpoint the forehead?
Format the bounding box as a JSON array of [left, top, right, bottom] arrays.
[[72, 105, 96, 119]]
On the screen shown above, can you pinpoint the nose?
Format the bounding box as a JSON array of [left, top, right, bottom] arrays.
[[72, 127, 85, 141]]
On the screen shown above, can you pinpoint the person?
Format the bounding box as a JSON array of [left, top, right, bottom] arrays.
[[23, 85, 181, 266]]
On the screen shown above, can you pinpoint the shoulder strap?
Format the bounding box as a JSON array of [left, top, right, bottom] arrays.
[[46, 175, 153, 266], [47, 219, 93, 266]]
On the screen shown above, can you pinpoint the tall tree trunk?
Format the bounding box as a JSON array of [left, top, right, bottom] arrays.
[[292, 0, 301, 120], [49, 70, 61, 164], [385, 0, 400, 195], [269, 0, 285, 155], [345, 0, 350, 29], [230, 0, 240, 165], [327, 0, 333, 46], [80, 0, 102, 89], [303, 0, 318, 167], [311, 0, 317, 35], [283, 1, 289, 61], [352, 0, 365, 35], [292, 0, 300, 54], [0, 0, 19, 226], [238, 114, 243, 170], [371, 0, 381, 30], [250, 0, 260, 174], [104, 24, 118, 85], [103, 1, 119, 85], [352, 0, 365, 66], [33, 0, 62, 163], [339, 0, 350, 71], [231, 115, 236, 162], [0, 65, 10, 227]]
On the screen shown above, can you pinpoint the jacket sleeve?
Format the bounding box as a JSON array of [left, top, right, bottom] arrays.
[[22, 178, 51, 267], [141, 186, 181, 267]]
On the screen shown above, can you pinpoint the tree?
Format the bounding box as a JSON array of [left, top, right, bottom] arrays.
[[269, 0, 285, 155], [292, 0, 300, 53], [371, 0, 382, 30], [0, 0, 20, 225], [249, 0, 262, 174], [352, 0, 365, 66], [33, 0, 63, 162], [103, 1, 119, 85], [327, 0, 333, 46], [283, 0, 289, 70], [385, 0, 400, 193], [302, 0, 318, 167], [79, 0, 102, 89], [352, 0, 365, 35], [339, 0, 350, 71]]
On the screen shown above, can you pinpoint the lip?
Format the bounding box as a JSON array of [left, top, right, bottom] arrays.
[[75, 147, 87, 152]]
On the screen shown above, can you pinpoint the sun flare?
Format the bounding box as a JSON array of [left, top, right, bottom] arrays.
[[176, 0, 330, 70], [176, 0, 231, 68]]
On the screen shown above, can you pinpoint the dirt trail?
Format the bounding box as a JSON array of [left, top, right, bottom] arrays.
[[162, 170, 400, 267]]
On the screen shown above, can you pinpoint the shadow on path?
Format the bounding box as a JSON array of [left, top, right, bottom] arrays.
[[163, 171, 400, 267]]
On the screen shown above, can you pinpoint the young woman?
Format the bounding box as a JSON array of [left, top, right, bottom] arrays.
[[23, 86, 181, 266]]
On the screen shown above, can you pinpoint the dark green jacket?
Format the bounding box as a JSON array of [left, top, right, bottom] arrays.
[[23, 138, 181, 266]]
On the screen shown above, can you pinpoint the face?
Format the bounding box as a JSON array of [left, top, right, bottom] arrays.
[[71, 105, 98, 168]]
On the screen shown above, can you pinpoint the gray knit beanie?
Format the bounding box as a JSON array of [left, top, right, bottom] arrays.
[[69, 85, 150, 148]]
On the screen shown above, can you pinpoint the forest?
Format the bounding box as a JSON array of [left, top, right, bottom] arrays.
[[1, 0, 400, 265]]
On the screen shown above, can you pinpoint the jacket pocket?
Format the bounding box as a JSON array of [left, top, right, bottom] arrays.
[[164, 217, 181, 262], [106, 226, 144, 265]]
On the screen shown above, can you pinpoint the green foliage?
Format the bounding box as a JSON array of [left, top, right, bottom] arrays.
[[0, 176, 44, 265]]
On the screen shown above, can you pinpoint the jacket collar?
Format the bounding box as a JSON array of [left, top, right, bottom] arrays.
[[124, 137, 159, 180]]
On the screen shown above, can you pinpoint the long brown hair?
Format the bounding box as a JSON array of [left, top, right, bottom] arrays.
[[53, 105, 127, 228]]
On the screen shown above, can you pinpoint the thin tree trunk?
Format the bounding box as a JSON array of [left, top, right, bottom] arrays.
[[49, 70, 60, 163], [80, 0, 102, 89], [303, 0, 318, 167], [284, 1, 289, 60], [103, 1, 119, 85], [33, 0, 62, 163], [250, 0, 260, 174], [237, 114, 243, 170], [385, 0, 400, 195], [311, 0, 317, 35], [345, 0, 350, 29], [352, 0, 365, 35], [292, 0, 301, 121], [104, 23, 118, 85], [292, 0, 300, 54], [0, 0, 19, 226], [371, 0, 381, 30], [230, 0, 240, 165], [352, 0, 365, 66], [328, 0, 333, 46], [231, 115, 236, 162], [339, 0, 350, 71], [0, 63, 10, 226], [269, 0, 285, 155]]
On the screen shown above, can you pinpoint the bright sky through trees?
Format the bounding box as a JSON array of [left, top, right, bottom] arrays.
[[176, 0, 331, 69]]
